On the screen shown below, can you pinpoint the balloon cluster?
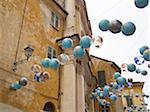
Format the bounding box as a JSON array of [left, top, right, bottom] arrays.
[[98, 19, 136, 36], [90, 71, 149, 110], [10, 77, 28, 90], [90, 72, 128, 105], [31, 35, 92, 82], [31, 64, 50, 82], [120, 45, 150, 75]]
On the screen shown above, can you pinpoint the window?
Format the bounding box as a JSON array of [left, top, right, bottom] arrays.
[[48, 46, 56, 59], [126, 96, 133, 107], [98, 71, 106, 87], [51, 12, 59, 28], [43, 102, 55, 112], [101, 105, 110, 112]]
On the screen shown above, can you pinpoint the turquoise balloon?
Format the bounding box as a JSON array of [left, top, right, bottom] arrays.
[[41, 58, 51, 68], [141, 70, 148, 75], [73, 46, 85, 58], [143, 49, 150, 61], [10, 83, 22, 90], [103, 85, 110, 95], [110, 94, 117, 101], [49, 58, 60, 69], [98, 19, 110, 31], [62, 38, 73, 49], [135, 0, 149, 8], [114, 72, 121, 79], [127, 64, 136, 72], [121, 22, 136, 36], [80, 35, 92, 48], [139, 46, 149, 55], [116, 77, 126, 85]]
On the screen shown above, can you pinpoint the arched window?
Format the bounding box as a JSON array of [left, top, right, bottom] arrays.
[[43, 102, 55, 112]]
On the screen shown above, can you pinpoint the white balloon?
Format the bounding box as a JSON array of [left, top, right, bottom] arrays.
[[57, 54, 70, 65]]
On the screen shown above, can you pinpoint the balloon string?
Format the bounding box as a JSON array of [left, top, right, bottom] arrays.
[[90, 0, 125, 20]]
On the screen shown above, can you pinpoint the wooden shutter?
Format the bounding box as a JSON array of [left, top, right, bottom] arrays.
[[98, 71, 106, 87]]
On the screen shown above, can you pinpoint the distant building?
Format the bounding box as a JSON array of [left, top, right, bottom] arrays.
[[89, 55, 146, 112]]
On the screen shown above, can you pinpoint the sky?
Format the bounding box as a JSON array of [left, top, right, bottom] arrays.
[[85, 0, 150, 109]]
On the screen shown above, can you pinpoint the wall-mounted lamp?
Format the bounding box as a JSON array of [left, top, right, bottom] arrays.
[[13, 46, 34, 71]]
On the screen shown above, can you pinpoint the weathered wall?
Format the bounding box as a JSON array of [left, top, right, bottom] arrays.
[[0, 0, 66, 111]]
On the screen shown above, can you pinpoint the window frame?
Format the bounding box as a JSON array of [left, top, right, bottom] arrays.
[[47, 46, 57, 59], [51, 11, 60, 30], [97, 71, 106, 87]]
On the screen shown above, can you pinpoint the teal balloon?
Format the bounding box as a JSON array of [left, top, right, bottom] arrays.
[[99, 92, 104, 98], [116, 77, 126, 85], [127, 64, 136, 72], [73, 46, 85, 58], [49, 58, 60, 69], [103, 85, 110, 95], [141, 70, 148, 75], [98, 19, 110, 31], [110, 94, 117, 101], [98, 100, 103, 106], [135, 0, 149, 8], [143, 49, 150, 61], [80, 35, 92, 48], [123, 77, 127, 84], [10, 83, 22, 90], [41, 58, 51, 68], [121, 22, 136, 36], [62, 38, 73, 49], [114, 72, 121, 79], [139, 46, 149, 55]]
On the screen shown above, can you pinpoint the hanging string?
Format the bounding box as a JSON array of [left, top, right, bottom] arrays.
[[14, 0, 28, 63]]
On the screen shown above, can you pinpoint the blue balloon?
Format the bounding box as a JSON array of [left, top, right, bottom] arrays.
[[110, 94, 117, 101], [10, 83, 22, 90], [73, 46, 85, 58], [103, 85, 110, 95], [135, 0, 149, 8], [127, 64, 136, 72], [98, 19, 110, 31], [113, 83, 119, 89], [41, 58, 51, 68], [80, 35, 92, 48], [139, 46, 149, 55], [116, 77, 126, 85], [143, 49, 150, 61], [141, 70, 148, 75], [62, 38, 73, 49], [114, 72, 121, 79], [49, 58, 60, 69], [121, 22, 136, 36], [134, 56, 145, 65]]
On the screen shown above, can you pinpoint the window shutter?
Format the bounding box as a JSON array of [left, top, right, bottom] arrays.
[[126, 96, 133, 107], [98, 71, 106, 87]]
